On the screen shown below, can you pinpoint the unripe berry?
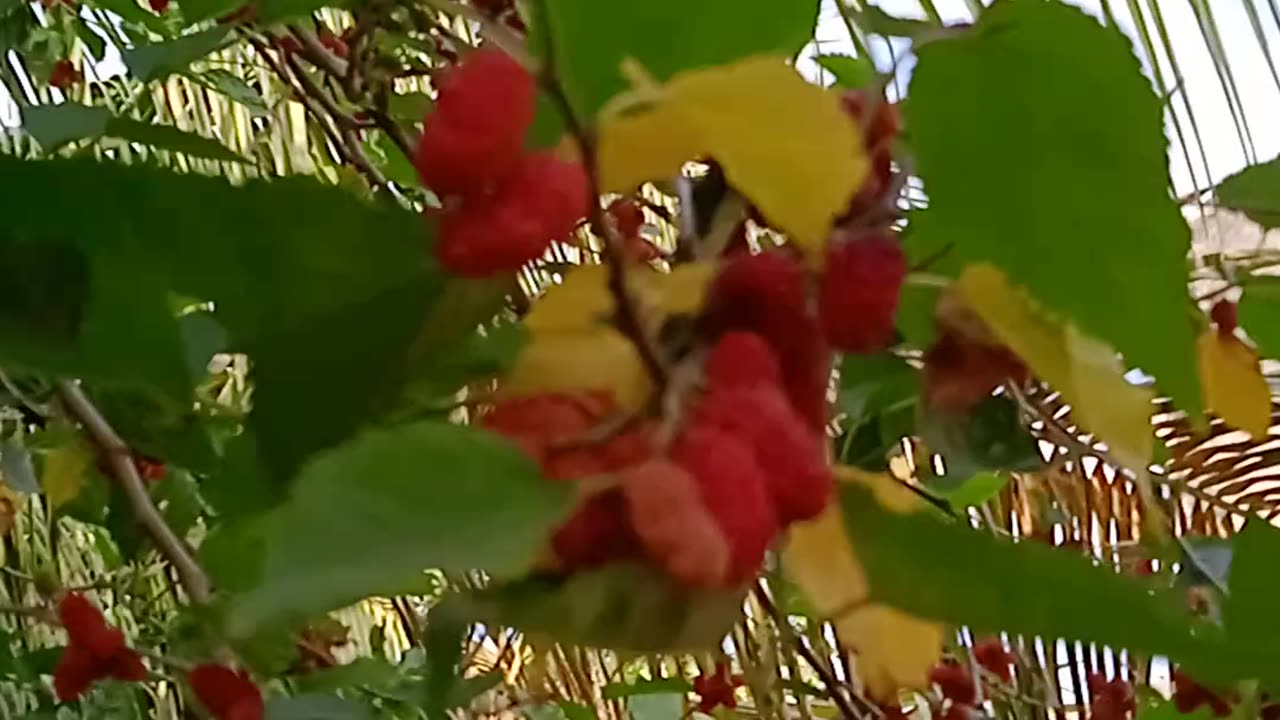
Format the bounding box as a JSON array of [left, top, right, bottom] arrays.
[[818, 233, 905, 354], [414, 48, 534, 196], [621, 460, 730, 587], [672, 426, 778, 584]]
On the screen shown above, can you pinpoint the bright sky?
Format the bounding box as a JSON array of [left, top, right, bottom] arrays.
[[799, 0, 1280, 199]]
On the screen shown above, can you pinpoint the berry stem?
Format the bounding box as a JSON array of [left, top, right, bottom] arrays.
[[532, 0, 669, 392], [56, 381, 213, 605]]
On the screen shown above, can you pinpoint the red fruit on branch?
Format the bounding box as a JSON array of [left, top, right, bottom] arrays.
[[622, 459, 730, 587], [133, 454, 166, 483], [922, 331, 1027, 413], [707, 250, 807, 319], [673, 426, 778, 584], [148, 0, 169, 13], [1086, 674, 1135, 720], [189, 664, 263, 720], [1210, 299, 1238, 334], [607, 198, 646, 239], [49, 59, 80, 91], [470, 0, 511, 17], [318, 29, 348, 58], [549, 490, 641, 570], [54, 593, 146, 701], [693, 662, 743, 712], [928, 660, 977, 705], [434, 151, 588, 276], [972, 637, 1016, 683], [414, 48, 535, 196], [818, 233, 905, 354], [275, 34, 303, 55]]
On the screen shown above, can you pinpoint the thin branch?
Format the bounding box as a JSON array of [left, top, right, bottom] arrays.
[[417, 0, 530, 64], [532, 0, 668, 391], [56, 381, 212, 605], [753, 582, 871, 719]]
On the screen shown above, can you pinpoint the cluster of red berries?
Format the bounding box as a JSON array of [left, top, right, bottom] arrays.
[[148, 0, 169, 13], [1086, 673, 1136, 720], [692, 662, 743, 713], [53, 592, 147, 701], [607, 198, 664, 263], [49, 59, 80, 91], [53, 593, 262, 718], [488, 251, 837, 587], [926, 639, 1019, 718], [415, 48, 588, 277], [487, 332, 831, 586]]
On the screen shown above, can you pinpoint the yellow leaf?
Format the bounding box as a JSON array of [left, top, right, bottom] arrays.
[[651, 261, 717, 317], [42, 443, 90, 510], [957, 263, 1153, 470], [784, 467, 943, 701], [524, 265, 617, 335], [0, 483, 20, 535], [1198, 329, 1271, 439], [502, 328, 653, 412], [598, 56, 866, 252]]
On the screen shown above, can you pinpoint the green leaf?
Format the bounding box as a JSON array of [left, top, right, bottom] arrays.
[[603, 678, 693, 700], [21, 102, 109, 151], [813, 53, 876, 89], [188, 69, 270, 116], [1238, 276, 1280, 359], [228, 421, 572, 635], [22, 103, 247, 162], [1216, 155, 1280, 228], [402, 322, 526, 407], [387, 91, 432, 122], [256, 0, 345, 24], [935, 471, 1007, 509], [265, 695, 372, 720], [90, 0, 168, 33], [905, 0, 1200, 415], [177, 0, 244, 26], [0, 154, 439, 487], [124, 28, 234, 82], [531, 0, 821, 118], [857, 6, 933, 38], [627, 694, 682, 720], [1137, 701, 1217, 720], [919, 395, 1043, 482], [839, 484, 1241, 683], [462, 564, 745, 653], [1223, 522, 1280, 686], [294, 658, 404, 695], [837, 353, 918, 424], [104, 115, 248, 163], [75, 21, 106, 62]]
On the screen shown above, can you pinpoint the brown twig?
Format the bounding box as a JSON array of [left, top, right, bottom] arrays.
[[532, 0, 668, 391], [753, 582, 870, 719], [56, 381, 212, 605]]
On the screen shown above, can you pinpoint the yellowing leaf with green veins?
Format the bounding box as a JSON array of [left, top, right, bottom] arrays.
[[502, 328, 653, 412], [957, 263, 1153, 471], [1198, 329, 1272, 439], [598, 55, 865, 252], [783, 466, 943, 700], [42, 442, 91, 510]]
